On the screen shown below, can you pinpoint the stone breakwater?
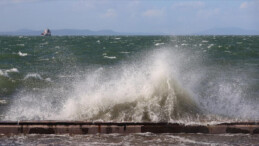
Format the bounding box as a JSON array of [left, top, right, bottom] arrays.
[[1, 121, 259, 135]]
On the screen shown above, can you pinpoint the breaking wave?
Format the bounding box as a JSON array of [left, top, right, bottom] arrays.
[[3, 46, 258, 123], [0, 68, 19, 77]]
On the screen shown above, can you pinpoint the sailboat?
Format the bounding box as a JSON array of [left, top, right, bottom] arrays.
[[41, 29, 51, 36]]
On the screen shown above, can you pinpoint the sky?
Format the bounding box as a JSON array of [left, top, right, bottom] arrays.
[[0, 0, 258, 34]]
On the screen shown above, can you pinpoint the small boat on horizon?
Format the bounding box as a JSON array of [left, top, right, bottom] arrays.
[[41, 29, 51, 36]]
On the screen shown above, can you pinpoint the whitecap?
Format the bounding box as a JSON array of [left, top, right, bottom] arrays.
[[202, 40, 208, 43], [104, 56, 117, 59], [45, 78, 52, 82], [224, 50, 231, 53], [207, 44, 214, 49], [0, 68, 19, 77], [0, 100, 7, 104], [39, 58, 50, 61], [24, 73, 43, 80], [114, 37, 121, 40], [120, 52, 130, 54], [41, 42, 49, 45], [6, 68, 19, 73], [16, 44, 25, 47], [155, 43, 165, 46], [18, 51, 28, 57], [0, 70, 6, 77]]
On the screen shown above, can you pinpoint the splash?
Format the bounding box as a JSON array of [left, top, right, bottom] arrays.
[[3, 46, 258, 123], [60, 48, 201, 122]]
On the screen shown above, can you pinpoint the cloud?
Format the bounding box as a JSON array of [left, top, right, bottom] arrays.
[[240, 2, 248, 9], [101, 9, 117, 18], [172, 1, 205, 9], [240, 1, 259, 9], [142, 9, 164, 17]]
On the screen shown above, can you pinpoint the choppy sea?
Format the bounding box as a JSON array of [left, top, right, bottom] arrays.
[[0, 35, 258, 145]]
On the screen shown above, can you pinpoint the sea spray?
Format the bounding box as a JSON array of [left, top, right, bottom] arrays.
[[57, 48, 204, 122], [1, 36, 259, 123], [4, 48, 202, 122]]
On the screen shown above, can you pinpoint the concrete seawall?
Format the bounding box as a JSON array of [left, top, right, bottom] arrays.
[[1, 121, 259, 135]]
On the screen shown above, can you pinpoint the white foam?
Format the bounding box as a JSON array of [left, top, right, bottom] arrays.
[[120, 52, 130, 54], [207, 44, 214, 49], [104, 56, 117, 59], [167, 135, 217, 145], [0, 70, 4, 76], [0, 68, 19, 77], [57, 48, 201, 121], [155, 43, 165, 46], [45, 78, 52, 82], [224, 50, 231, 53], [39, 58, 50, 61], [16, 44, 25, 47], [3, 46, 257, 122], [24, 73, 43, 80], [0, 100, 7, 104], [1, 48, 207, 121], [18, 51, 28, 57]]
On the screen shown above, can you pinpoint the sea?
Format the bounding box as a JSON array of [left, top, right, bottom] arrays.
[[0, 35, 259, 145]]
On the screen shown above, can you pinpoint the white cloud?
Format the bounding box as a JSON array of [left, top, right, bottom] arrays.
[[240, 1, 259, 9], [102, 9, 117, 18], [142, 9, 164, 17], [172, 1, 205, 9], [240, 2, 248, 9]]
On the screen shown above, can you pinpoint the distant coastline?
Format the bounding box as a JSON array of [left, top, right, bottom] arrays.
[[0, 27, 259, 36]]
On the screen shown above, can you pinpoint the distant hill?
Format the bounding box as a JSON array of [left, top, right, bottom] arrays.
[[194, 27, 259, 35], [0, 29, 42, 36], [0, 29, 122, 36], [1, 28, 258, 36], [52, 29, 123, 35], [0, 29, 161, 36]]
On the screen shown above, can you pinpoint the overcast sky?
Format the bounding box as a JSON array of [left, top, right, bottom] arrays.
[[0, 0, 258, 34]]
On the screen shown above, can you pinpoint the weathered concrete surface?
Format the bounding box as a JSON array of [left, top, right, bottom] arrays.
[[0, 121, 259, 135]]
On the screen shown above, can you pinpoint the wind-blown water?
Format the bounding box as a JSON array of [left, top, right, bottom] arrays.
[[0, 36, 258, 123]]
